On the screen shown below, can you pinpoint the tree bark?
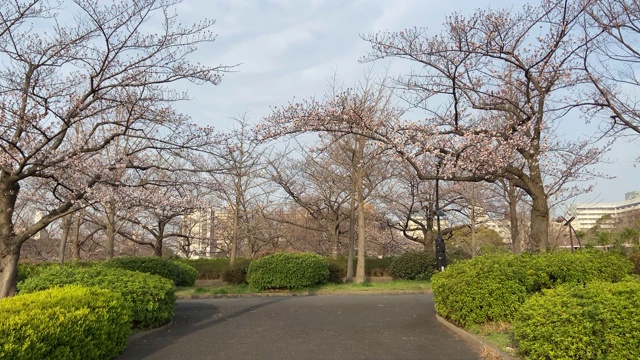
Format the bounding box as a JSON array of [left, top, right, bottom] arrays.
[[71, 217, 82, 261], [346, 196, 355, 282], [0, 245, 20, 298], [330, 225, 340, 260], [104, 202, 117, 259], [58, 214, 72, 264], [506, 181, 521, 253], [0, 179, 20, 298], [530, 189, 549, 252], [354, 137, 367, 284]]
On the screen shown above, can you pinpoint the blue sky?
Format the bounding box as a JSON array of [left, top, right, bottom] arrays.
[[171, 0, 639, 205]]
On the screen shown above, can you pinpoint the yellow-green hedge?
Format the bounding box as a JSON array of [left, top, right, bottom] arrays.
[[0, 286, 131, 360]]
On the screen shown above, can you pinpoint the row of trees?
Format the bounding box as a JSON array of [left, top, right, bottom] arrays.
[[4, 0, 640, 297], [262, 0, 640, 255]]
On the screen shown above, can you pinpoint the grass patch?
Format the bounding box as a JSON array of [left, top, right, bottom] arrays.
[[469, 322, 517, 356], [175, 280, 431, 297]]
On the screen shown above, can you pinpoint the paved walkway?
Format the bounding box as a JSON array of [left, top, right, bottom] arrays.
[[118, 294, 479, 360]]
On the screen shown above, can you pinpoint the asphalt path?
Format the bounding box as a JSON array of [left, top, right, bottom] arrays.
[[117, 294, 479, 360]]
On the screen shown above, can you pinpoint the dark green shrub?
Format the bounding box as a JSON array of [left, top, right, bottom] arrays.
[[178, 258, 230, 279], [514, 279, 640, 360], [366, 257, 396, 277], [627, 253, 640, 275], [432, 257, 527, 327], [18, 265, 175, 329], [103, 256, 183, 285], [432, 250, 634, 328], [171, 260, 198, 286], [543, 250, 633, 285], [388, 251, 436, 280], [247, 252, 330, 290], [222, 258, 251, 285], [326, 258, 346, 283], [0, 285, 131, 360]]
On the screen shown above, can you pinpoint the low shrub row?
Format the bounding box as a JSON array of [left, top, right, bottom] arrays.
[[432, 250, 634, 327], [18, 265, 175, 329], [387, 251, 436, 281], [103, 256, 197, 286], [176, 258, 231, 279], [247, 252, 329, 290], [325, 256, 397, 281], [0, 286, 131, 360]]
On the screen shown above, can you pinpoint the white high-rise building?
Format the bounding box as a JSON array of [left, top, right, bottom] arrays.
[[570, 191, 640, 231]]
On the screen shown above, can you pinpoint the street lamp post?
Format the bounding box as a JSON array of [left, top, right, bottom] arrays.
[[434, 161, 447, 271]]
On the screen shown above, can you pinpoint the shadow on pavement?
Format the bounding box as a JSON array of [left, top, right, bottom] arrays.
[[117, 297, 291, 359]]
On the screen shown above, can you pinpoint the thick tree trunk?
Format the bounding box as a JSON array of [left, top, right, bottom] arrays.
[[59, 214, 72, 264], [0, 245, 20, 298], [230, 185, 241, 265], [506, 181, 521, 253], [354, 137, 366, 284], [105, 224, 115, 259], [346, 197, 355, 282], [0, 179, 20, 298], [530, 193, 549, 252], [527, 169, 549, 252], [72, 241, 81, 261], [154, 240, 163, 257], [105, 203, 117, 259], [330, 226, 339, 260], [422, 228, 434, 251], [71, 216, 82, 261]]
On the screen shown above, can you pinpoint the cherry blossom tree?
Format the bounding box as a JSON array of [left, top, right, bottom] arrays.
[[207, 117, 275, 264], [0, 0, 230, 298], [261, 0, 605, 253], [583, 0, 640, 137]]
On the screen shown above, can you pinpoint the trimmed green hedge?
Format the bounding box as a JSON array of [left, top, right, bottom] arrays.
[[17, 261, 95, 283], [514, 279, 640, 360], [324, 256, 397, 282], [103, 256, 187, 286], [177, 258, 230, 279], [432, 250, 634, 327], [0, 286, 131, 360], [387, 251, 436, 280], [222, 258, 251, 285], [18, 265, 175, 329], [172, 260, 198, 286], [247, 252, 329, 290]]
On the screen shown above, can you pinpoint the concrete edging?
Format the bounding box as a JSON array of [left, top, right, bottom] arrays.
[[435, 315, 520, 360], [176, 289, 431, 299]]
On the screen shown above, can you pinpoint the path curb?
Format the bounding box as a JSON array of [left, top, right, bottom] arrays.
[[176, 289, 431, 299], [435, 315, 520, 360]]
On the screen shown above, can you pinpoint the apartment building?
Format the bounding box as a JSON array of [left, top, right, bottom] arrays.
[[570, 191, 640, 231]]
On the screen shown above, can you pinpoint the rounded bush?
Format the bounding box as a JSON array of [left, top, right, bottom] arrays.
[[0, 285, 131, 360], [388, 251, 436, 280], [222, 258, 251, 285], [171, 260, 198, 286], [514, 280, 640, 360], [247, 252, 330, 290], [103, 256, 184, 285], [18, 265, 175, 329], [432, 257, 527, 327]]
